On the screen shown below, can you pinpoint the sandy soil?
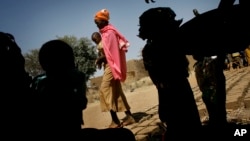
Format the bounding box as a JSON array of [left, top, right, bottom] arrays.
[[83, 71, 198, 129]]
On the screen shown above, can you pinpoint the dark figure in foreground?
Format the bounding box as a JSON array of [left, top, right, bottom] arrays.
[[31, 39, 136, 141], [190, 1, 250, 139], [31, 40, 88, 140], [179, 0, 250, 56], [193, 54, 227, 127], [144, 0, 250, 55], [138, 7, 202, 140], [142, 0, 250, 140], [0, 32, 32, 140], [191, 3, 228, 130]]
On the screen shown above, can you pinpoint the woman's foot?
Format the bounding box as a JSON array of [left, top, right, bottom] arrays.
[[122, 115, 136, 126], [109, 121, 123, 128]]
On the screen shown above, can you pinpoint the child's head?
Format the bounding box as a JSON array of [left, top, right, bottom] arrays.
[[39, 40, 75, 72], [91, 32, 101, 45]]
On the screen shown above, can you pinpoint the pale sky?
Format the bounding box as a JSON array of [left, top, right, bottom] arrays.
[[0, 0, 239, 76]]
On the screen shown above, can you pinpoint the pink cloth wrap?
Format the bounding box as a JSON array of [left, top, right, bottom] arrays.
[[100, 24, 129, 82]]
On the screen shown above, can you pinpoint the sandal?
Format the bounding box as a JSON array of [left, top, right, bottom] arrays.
[[109, 122, 123, 128], [121, 116, 136, 126]]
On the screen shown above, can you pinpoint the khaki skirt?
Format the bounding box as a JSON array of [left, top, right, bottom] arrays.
[[99, 64, 130, 112]]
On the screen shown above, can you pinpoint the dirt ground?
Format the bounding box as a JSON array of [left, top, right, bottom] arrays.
[[83, 68, 250, 127], [83, 67, 250, 140]]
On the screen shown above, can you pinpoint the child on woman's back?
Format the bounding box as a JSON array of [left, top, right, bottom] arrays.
[[91, 32, 106, 69]]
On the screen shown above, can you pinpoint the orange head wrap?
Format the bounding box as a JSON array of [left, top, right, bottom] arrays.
[[94, 9, 110, 21]]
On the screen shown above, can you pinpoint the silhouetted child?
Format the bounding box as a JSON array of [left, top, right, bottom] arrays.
[[31, 40, 88, 140], [91, 31, 106, 69]]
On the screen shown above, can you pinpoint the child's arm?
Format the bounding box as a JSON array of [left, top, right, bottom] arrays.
[[96, 54, 106, 65], [95, 50, 106, 69]]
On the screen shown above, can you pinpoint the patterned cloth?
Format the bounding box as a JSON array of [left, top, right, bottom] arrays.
[[194, 57, 217, 103]]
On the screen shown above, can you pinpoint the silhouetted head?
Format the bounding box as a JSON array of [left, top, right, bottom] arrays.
[[0, 31, 25, 73], [138, 7, 182, 40], [0, 31, 32, 96], [39, 40, 75, 73]]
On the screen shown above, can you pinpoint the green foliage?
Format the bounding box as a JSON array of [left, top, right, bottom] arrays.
[[57, 35, 98, 80], [24, 49, 43, 77], [24, 35, 98, 80]]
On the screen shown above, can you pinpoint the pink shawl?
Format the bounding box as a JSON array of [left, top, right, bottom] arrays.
[[100, 24, 129, 82]]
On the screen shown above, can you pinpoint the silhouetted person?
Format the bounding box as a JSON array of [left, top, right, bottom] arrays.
[[0, 32, 32, 140], [191, 6, 228, 130], [142, 0, 250, 140], [30, 40, 87, 140], [31, 39, 136, 141], [138, 7, 202, 140], [193, 54, 227, 127]]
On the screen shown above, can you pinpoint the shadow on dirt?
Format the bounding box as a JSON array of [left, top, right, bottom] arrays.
[[131, 112, 151, 123]]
